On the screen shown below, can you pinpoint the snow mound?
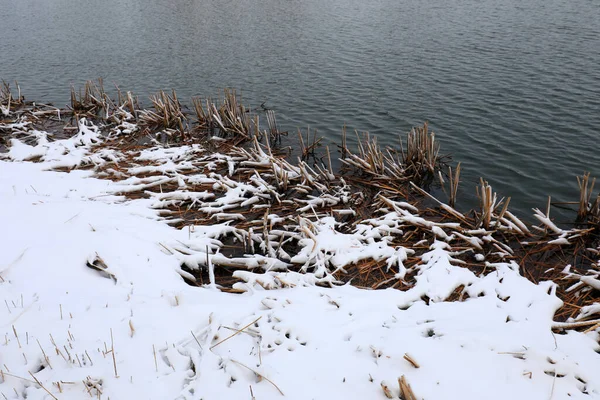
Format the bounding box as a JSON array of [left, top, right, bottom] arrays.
[[0, 120, 599, 399]]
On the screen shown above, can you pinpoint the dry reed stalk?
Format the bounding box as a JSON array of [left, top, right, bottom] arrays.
[[297, 128, 306, 155], [192, 96, 215, 131], [110, 328, 118, 378], [577, 172, 597, 220], [475, 178, 510, 230], [403, 353, 420, 368], [0, 81, 21, 113], [448, 162, 461, 207], [398, 376, 417, 400], [297, 127, 322, 158], [341, 124, 347, 159], [403, 122, 440, 178], [504, 211, 530, 236], [85, 351, 93, 366], [584, 321, 600, 334], [140, 90, 187, 136], [124, 90, 138, 119], [129, 320, 135, 337], [210, 316, 262, 350], [590, 194, 600, 222], [153, 344, 158, 372], [0, 81, 11, 102], [229, 359, 284, 396], [476, 178, 493, 229], [29, 372, 59, 400], [190, 331, 203, 350], [380, 381, 394, 398], [220, 88, 251, 137], [192, 89, 257, 141], [496, 196, 511, 223], [407, 183, 470, 225], [341, 132, 408, 187], [266, 109, 279, 138], [552, 319, 600, 330], [116, 85, 124, 106], [12, 326, 21, 349], [70, 86, 79, 111], [37, 339, 53, 369], [69, 79, 112, 115], [15, 81, 22, 103], [82, 379, 93, 397]]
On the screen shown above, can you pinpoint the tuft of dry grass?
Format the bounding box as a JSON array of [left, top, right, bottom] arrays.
[[340, 131, 407, 188], [139, 90, 187, 132], [403, 122, 440, 178], [475, 178, 510, 230], [192, 89, 257, 142], [1, 80, 25, 116], [297, 127, 322, 159], [69, 79, 114, 116]]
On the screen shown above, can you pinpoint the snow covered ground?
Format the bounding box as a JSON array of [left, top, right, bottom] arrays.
[[1, 118, 599, 399]]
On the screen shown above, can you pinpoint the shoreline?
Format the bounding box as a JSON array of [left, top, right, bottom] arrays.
[[1, 80, 598, 309], [1, 80, 599, 399]]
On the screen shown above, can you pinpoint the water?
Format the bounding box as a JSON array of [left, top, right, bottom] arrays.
[[1, 0, 599, 221]]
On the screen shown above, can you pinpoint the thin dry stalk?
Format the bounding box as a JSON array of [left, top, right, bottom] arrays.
[[341, 125, 347, 159], [28, 372, 59, 400], [0, 81, 23, 114], [210, 316, 262, 350], [590, 194, 600, 222], [297, 128, 307, 156], [398, 375, 417, 400], [266, 109, 279, 139], [381, 381, 394, 398], [220, 89, 251, 137], [403, 353, 420, 368], [476, 178, 494, 229], [37, 339, 53, 369], [230, 359, 284, 396], [192, 97, 215, 131], [124, 90, 138, 118], [297, 127, 322, 158], [448, 162, 461, 207], [153, 344, 158, 372], [326, 146, 334, 176], [110, 328, 118, 378], [577, 172, 597, 220]]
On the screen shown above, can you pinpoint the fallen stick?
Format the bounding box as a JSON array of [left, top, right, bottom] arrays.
[[210, 316, 262, 350]]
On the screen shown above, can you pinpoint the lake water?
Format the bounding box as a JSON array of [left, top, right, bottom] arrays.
[[1, 0, 598, 221]]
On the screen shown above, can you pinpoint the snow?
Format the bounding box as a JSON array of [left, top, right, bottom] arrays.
[[1, 123, 599, 399], [581, 276, 600, 291]]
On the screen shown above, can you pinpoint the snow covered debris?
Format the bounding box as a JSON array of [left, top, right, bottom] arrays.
[[0, 105, 599, 399], [0, 159, 598, 399]]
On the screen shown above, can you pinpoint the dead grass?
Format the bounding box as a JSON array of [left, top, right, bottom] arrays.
[[2, 82, 599, 332]]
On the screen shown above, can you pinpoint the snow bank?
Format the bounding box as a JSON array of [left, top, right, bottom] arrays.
[[1, 121, 599, 399]]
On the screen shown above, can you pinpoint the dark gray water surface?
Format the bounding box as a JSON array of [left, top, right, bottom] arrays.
[[1, 0, 599, 220]]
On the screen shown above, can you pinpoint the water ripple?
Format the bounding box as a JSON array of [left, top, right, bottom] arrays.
[[1, 0, 598, 219]]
